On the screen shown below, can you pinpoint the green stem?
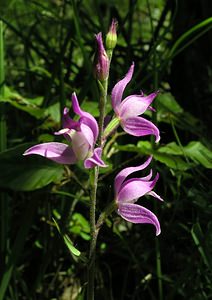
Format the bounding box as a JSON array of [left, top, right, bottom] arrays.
[[96, 201, 117, 233], [87, 167, 98, 300], [0, 21, 6, 151], [0, 20, 8, 282], [87, 76, 109, 299], [146, 2, 163, 299]]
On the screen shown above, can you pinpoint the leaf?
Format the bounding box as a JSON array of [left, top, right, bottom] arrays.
[[157, 142, 183, 155], [1, 86, 45, 119], [0, 143, 64, 191], [137, 141, 189, 170], [52, 218, 81, 257], [81, 100, 111, 117], [64, 234, 81, 257], [184, 141, 212, 169], [191, 223, 212, 268], [70, 213, 90, 241], [154, 152, 189, 171], [44, 102, 60, 123], [156, 92, 183, 116], [159, 141, 212, 169], [0, 200, 37, 300]]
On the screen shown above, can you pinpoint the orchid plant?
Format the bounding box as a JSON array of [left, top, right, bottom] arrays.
[[23, 19, 163, 300]]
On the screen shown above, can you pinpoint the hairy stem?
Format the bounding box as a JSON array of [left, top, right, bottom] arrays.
[[87, 166, 98, 300], [87, 77, 108, 300]]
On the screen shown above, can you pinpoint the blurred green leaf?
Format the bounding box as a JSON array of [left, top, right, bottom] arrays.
[[117, 140, 211, 170], [44, 102, 60, 123], [0, 143, 64, 191], [70, 213, 90, 241], [159, 141, 212, 169], [191, 223, 212, 268], [63, 234, 81, 257], [53, 218, 81, 257], [157, 92, 183, 115], [1, 86, 45, 118], [81, 100, 111, 117], [183, 141, 212, 168]]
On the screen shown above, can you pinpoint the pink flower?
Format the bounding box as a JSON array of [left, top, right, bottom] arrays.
[[114, 156, 163, 236], [23, 93, 106, 169], [111, 63, 160, 142]]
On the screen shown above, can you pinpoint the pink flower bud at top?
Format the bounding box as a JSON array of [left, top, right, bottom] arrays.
[[95, 32, 109, 81], [106, 19, 117, 50]]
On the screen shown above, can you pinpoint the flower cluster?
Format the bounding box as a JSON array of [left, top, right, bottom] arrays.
[[24, 22, 163, 235]]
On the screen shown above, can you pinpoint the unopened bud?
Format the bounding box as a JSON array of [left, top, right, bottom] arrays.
[[106, 19, 117, 50], [95, 32, 110, 81]]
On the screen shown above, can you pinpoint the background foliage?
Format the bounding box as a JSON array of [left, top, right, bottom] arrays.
[[0, 0, 212, 299]]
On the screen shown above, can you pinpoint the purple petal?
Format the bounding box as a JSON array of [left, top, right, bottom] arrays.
[[114, 156, 152, 195], [148, 191, 164, 202], [72, 93, 99, 141], [111, 63, 134, 113], [84, 147, 107, 169], [122, 116, 160, 142], [95, 32, 109, 81], [117, 173, 159, 203], [23, 142, 77, 164], [54, 128, 71, 135], [119, 92, 158, 119], [63, 107, 79, 130], [54, 128, 75, 144], [139, 169, 153, 181], [118, 203, 161, 236]]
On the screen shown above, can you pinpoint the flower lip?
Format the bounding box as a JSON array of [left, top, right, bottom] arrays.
[[118, 203, 161, 236]]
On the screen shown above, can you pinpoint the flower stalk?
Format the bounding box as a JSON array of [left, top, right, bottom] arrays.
[[87, 166, 98, 300], [87, 38, 110, 299]]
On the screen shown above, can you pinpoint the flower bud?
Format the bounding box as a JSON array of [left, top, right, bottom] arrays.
[[95, 32, 109, 81], [106, 19, 117, 50]]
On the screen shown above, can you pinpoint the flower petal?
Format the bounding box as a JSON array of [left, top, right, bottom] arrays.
[[119, 92, 158, 119], [72, 93, 99, 141], [148, 191, 164, 202], [111, 63, 134, 113], [114, 156, 152, 195], [117, 173, 159, 203], [118, 203, 161, 236], [23, 142, 77, 164], [63, 107, 79, 130], [84, 147, 107, 169], [54, 128, 71, 135], [122, 116, 160, 142]]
